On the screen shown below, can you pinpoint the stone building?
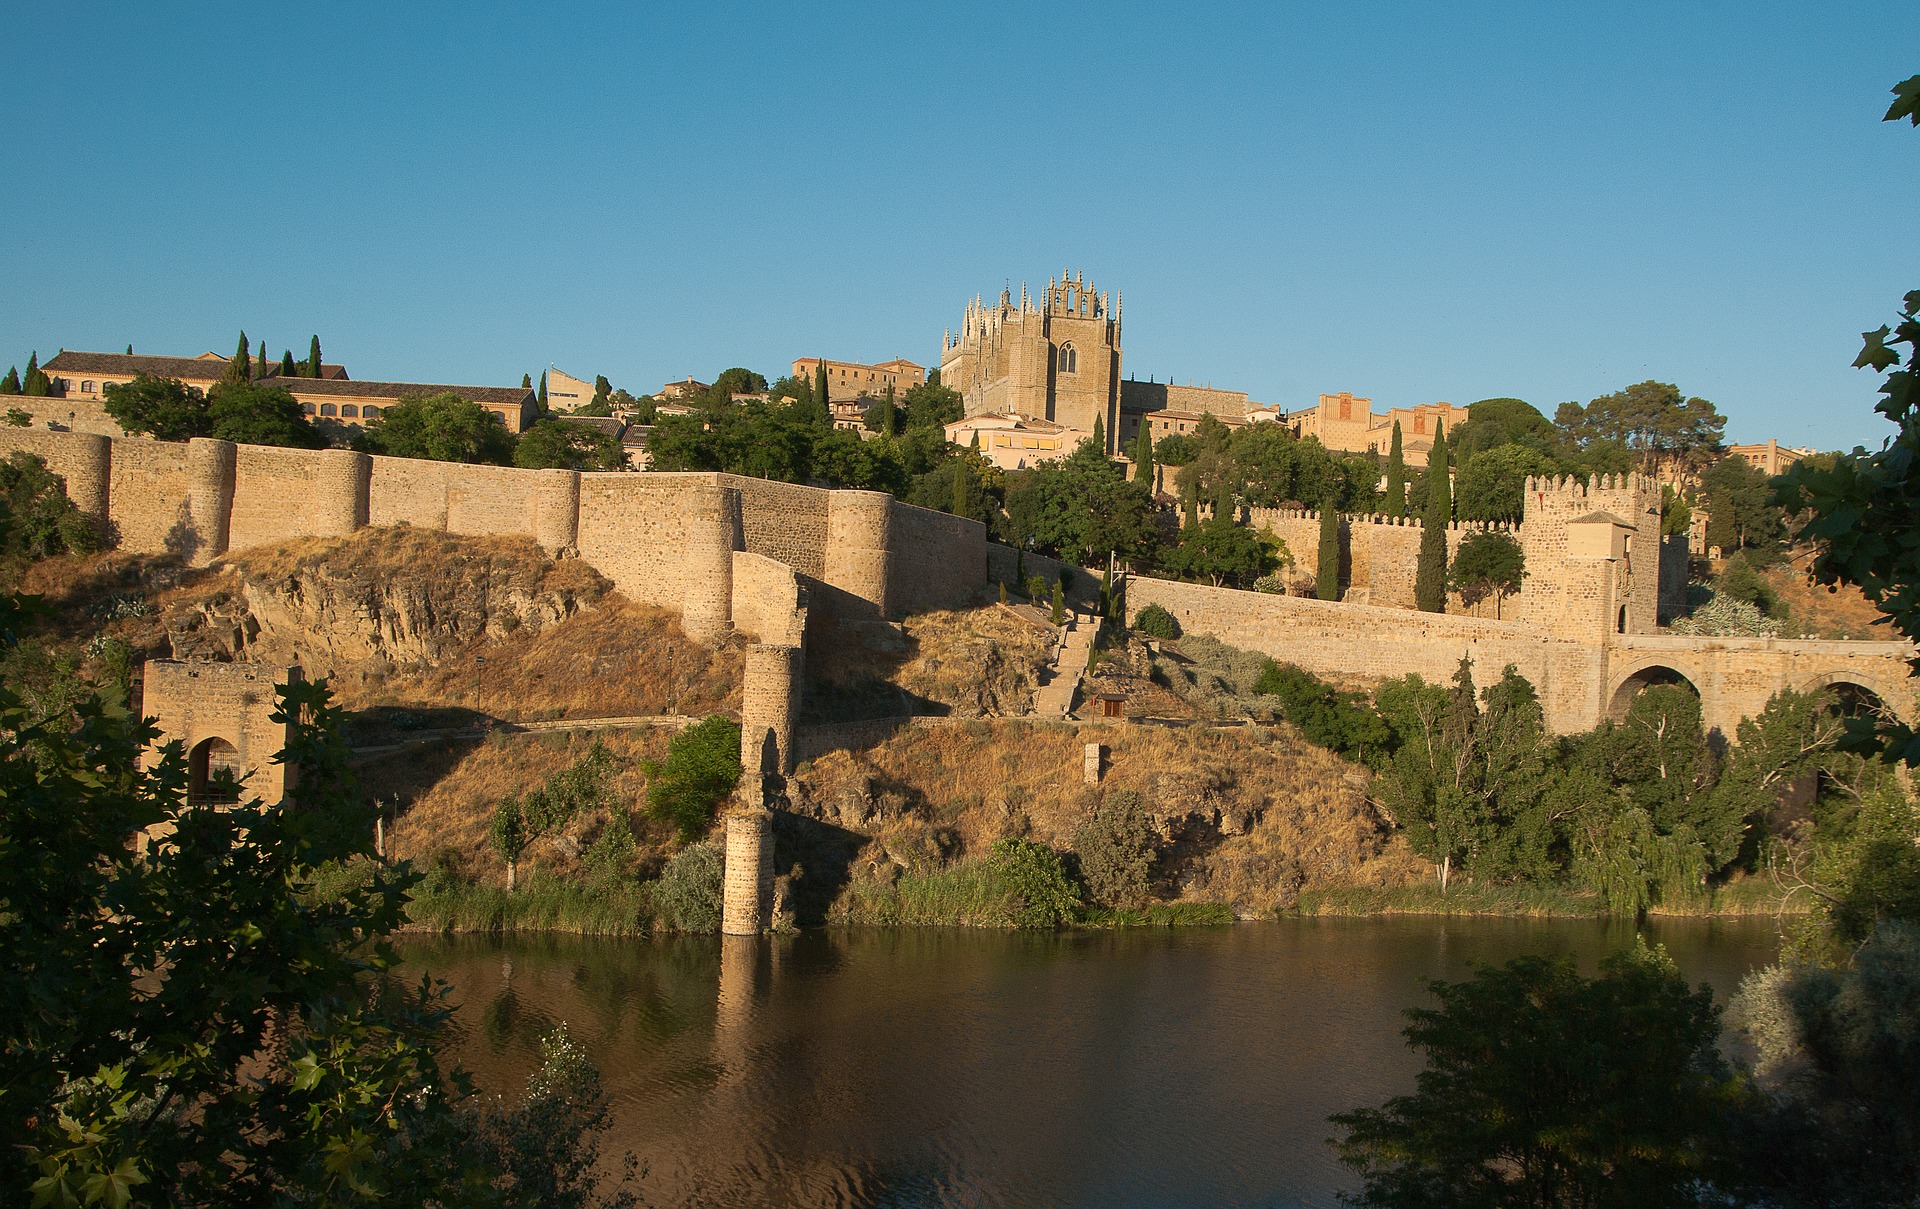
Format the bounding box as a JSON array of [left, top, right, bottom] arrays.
[[41, 350, 351, 404], [546, 366, 598, 410], [1285, 393, 1469, 468], [791, 357, 926, 403], [285, 378, 538, 435], [941, 271, 1122, 452], [1728, 439, 1816, 476], [943, 413, 1075, 471]]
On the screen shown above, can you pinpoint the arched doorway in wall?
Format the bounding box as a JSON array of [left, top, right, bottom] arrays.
[[188, 737, 243, 806], [1607, 664, 1701, 723]]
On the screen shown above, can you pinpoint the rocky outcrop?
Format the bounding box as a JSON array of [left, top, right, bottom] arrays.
[[153, 527, 610, 681]]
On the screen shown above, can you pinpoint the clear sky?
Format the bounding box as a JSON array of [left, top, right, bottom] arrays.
[[5, 2, 1915, 450]]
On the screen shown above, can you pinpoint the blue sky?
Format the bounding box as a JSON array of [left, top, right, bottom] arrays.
[[4, 2, 1915, 450]]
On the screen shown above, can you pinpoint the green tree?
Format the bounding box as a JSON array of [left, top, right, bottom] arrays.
[[0, 366, 19, 394], [902, 378, 963, 430], [279, 348, 297, 376], [101, 373, 211, 441], [1133, 426, 1156, 493], [1455, 444, 1556, 523], [514, 418, 626, 470], [590, 375, 613, 410], [1557, 380, 1725, 478], [1331, 940, 1735, 1209], [713, 367, 768, 396], [1414, 426, 1451, 613], [223, 331, 251, 386], [1316, 493, 1341, 600], [0, 652, 629, 1206], [1449, 530, 1525, 614], [307, 334, 322, 377], [1702, 453, 1784, 552], [537, 370, 548, 411], [1383, 420, 1406, 515], [814, 361, 829, 416], [490, 796, 534, 891], [864, 391, 898, 436], [21, 352, 50, 396], [1050, 578, 1065, 624], [0, 451, 102, 574], [1017, 440, 1160, 568], [1166, 517, 1276, 588], [255, 341, 269, 377], [205, 381, 326, 448], [1074, 789, 1157, 908], [1253, 661, 1394, 768], [361, 392, 518, 464], [987, 837, 1080, 928], [642, 715, 742, 841]]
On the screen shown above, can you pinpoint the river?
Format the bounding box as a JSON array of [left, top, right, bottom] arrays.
[[399, 917, 1781, 1208]]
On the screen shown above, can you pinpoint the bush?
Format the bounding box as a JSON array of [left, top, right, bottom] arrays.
[[1134, 603, 1179, 639], [651, 842, 723, 932], [643, 716, 741, 840], [986, 837, 1080, 928], [1074, 790, 1158, 908], [1670, 596, 1781, 637], [1252, 573, 1285, 594], [1252, 660, 1394, 767]]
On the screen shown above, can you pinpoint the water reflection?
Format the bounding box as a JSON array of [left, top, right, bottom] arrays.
[[401, 917, 1781, 1209]]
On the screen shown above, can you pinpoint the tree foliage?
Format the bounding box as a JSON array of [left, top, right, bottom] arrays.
[[1074, 790, 1157, 908], [1555, 380, 1725, 477], [1448, 530, 1525, 610], [1702, 454, 1784, 552], [513, 418, 626, 471], [0, 641, 630, 1206], [360, 392, 517, 465], [1414, 427, 1451, 613], [1332, 940, 1735, 1209], [986, 837, 1080, 928], [642, 716, 742, 841], [205, 381, 326, 448]]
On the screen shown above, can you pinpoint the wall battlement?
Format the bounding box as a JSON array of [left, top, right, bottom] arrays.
[[0, 428, 988, 641]]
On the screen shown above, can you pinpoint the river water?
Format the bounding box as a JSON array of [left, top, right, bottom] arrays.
[[399, 917, 1781, 1208]]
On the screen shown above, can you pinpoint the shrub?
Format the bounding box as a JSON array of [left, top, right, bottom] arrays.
[[1134, 603, 1179, 639], [1670, 596, 1781, 638], [651, 842, 723, 932], [987, 837, 1080, 928], [1075, 790, 1158, 908], [1252, 660, 1394, 767], [643, 716, 742, 840], [580, 809, 637, 886], [1252, 573, 1285, 594]]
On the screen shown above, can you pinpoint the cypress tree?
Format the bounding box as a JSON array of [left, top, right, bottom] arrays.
[[951, 461, 968, 517], [280, 350, 297, 376], [1179, 466, 1200, 528], [224, 333, 251, 385], [1317, 492, 1341, 600], [522, 373, 533, 390], [1384, 420, 1407, 515], [537, 371, 548, 410], [1414, 425, 1452, 613], [1091, 414, 1105, 453], [1134, 428, 1155, 493], [1050, 578, 1066, 626], [256, 342, 269, 376], [815, 361, 829, 414], [969, 429, 981, 452], [22, 352, 48, 396], [0, 367, 18, 395], [307, 335, 322, 377], [125, 344, 133, 355]]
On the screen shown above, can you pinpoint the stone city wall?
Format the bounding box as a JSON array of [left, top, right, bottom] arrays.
[[1123, 574, 1608, 734], [732, 551, 807, 646], [0, 429, 985, 636], [4, 395, 123, 437]]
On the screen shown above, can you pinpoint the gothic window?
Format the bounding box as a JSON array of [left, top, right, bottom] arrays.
[[1058, 343, 1077, 374]]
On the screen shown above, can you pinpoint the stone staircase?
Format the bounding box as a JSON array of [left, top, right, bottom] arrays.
[[1031, 614, 1096, 718]]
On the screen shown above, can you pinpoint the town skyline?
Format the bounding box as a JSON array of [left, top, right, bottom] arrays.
[[5, 4, 1915, 452]]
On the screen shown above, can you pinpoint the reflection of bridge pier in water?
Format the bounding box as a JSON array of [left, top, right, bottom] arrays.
[[714, 932, 780, 1086]]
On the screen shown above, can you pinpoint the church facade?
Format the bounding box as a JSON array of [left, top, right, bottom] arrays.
[[939, 271, 1122, 452]]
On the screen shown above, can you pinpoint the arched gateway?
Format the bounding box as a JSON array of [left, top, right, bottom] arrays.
[[142, 660, 301, 805]]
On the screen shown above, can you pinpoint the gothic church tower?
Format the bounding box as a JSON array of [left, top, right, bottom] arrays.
[[940, 270, 1122, 452]]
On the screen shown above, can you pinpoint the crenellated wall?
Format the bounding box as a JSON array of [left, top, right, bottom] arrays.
[[0, 428, 986, 640]]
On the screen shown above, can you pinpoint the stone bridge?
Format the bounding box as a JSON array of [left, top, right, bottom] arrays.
[[1603, 634, 1914, 735]]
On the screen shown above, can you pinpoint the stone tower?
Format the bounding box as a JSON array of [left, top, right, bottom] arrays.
[[940, 270, 1122, 452], [1516, 473, 1664, 638]]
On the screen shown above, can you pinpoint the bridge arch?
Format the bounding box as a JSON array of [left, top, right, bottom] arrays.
[[1797, 670, 1909, 724], [1607, 658, 1705, 723]]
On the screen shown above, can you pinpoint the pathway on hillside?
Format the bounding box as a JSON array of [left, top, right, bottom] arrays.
[[1031, 615, 1095, 718]]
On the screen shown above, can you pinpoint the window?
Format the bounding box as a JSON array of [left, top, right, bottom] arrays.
[[491, 411, 506, 423], [302, 404, 316, 415], [81, 380, 95, 393], [340, 404, 358, 418], [319, 403, 337, 417], [362, 406, 381, 419], [1057, 343, 1077, 374], [1414, 415, 1426, 434]]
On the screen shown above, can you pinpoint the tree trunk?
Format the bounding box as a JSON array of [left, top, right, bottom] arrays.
[[1439, 854, 1451, 895], [506, 859, 517, 893]]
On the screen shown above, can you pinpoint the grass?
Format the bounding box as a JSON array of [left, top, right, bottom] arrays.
[[402, 870, 657, 936], [827, 859, 1238, 929], [1292, 875, 1811, 919]]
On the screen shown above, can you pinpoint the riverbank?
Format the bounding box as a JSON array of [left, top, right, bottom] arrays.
[[377, 863, 1798, 937], [1292, 875, 1800, 919]]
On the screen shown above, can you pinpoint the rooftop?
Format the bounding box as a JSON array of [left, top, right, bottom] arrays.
[[271, 378, 534, 406]]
